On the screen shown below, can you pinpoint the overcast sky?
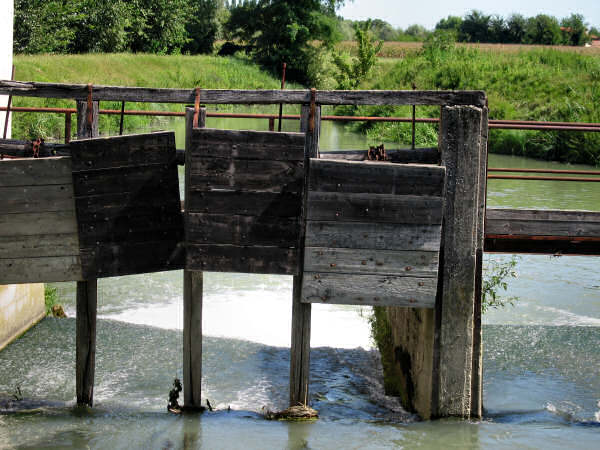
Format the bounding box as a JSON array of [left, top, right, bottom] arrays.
[[338, 0, 600, 30]]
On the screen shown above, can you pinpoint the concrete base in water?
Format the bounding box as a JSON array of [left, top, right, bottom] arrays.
[[374, 306, 435, 420], [0, 284, 45, 351]]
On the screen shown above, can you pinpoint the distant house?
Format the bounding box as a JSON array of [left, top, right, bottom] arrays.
[[591, 35, 600, 47]]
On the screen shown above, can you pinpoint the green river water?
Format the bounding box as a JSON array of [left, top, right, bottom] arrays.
[[0, 117, 599, 449]]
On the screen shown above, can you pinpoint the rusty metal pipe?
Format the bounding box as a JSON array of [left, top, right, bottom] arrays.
[[488, 174, 600, 181], [488, 168, 600, 175]]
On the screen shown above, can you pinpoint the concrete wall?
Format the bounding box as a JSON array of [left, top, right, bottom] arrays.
[[0, 284, 46, 351], [0, 2, 45, 352]]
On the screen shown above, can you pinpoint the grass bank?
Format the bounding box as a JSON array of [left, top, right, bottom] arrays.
[[343, 46, 600, 165], [11, 53, 301, 140]]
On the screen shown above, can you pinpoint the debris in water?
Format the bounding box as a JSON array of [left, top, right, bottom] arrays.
[[263, 403, 318, 421], [51, 305, 67, 318], [206, 399, 213, 411], [167, 378, 182, 414], [367, 144, 387, 161], [13, 385, 23, 402]]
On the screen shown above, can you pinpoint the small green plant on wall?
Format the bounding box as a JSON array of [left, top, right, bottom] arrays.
[[482, 255, 520, 313]]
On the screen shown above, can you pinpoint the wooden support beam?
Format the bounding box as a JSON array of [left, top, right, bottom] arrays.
[[75, 99, 99, 407], [289, 104, 320, 406], [471, 107, 488, 419], [183, 106, 206, 409], [434, 105, 485, 418], [0, 81, 487, 107]]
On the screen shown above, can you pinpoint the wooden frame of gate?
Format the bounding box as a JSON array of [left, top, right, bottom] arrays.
[[0, 81, 488, 418]]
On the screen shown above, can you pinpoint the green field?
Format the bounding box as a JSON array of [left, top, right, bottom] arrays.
[[11, 53, 301, 140], [11, 49, 600, 165]]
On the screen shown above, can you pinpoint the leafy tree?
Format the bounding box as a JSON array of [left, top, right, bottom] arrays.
[[489, 15, 508, 43], [405, 24, 429, 41], [435, 15, 463, 35], [525, 14, 562, 45], [70, 0, 132, 53], [561, 14, 587, 46], [14, 0, 81, 53], [183, 0, 219, 54], [505, 14, 527, 44], [225, 0, 346, 85], [460, 10, 491, 43], [332, 20, 383, 89]]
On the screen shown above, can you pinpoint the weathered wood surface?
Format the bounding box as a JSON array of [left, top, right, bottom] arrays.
[[307, 192, 443, 224], [70, 131, 184, 279], [484, 236, 600, 255], [302, 158, 444, 308], [187, 244, 298, 275], [0, 256, 82, 284], [187, 213, 299, 247], [0, 139, 69, 159], [320, 148, 439, 164], [304, 247, 439, 277], [434, 105, 485, 419], [0, 184, 75, 214], [77, 100, 99, 138], [0, 156, 72, 186], [471, 107, 489, 419], [290, 105, 318, 408], [0, 156, 83, 284], [189, 158, 304, 193], [186, 127, 305, 274], [305, 221, 442, 252], [485, 208, 600, 237], [308, 159, 445, 195], [76, 278, 97, 406], [302, 272, 437, 307], [183, 270, 203, 408], [69, 132, 177, 171], [0, 81, 487, 106]]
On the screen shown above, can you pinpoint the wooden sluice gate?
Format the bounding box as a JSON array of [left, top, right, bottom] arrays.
[[8, 81, 595, 419]]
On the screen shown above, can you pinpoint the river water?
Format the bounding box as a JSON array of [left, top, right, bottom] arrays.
[[0, 117, 599, 449]]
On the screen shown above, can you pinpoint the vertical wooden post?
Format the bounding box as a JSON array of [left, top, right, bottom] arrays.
[[289, 103, 320, 406], [75, 99, 99, 407], [183, 106, 206, 409], [470, 106, 489, 418], [434, 105, 485, 418]]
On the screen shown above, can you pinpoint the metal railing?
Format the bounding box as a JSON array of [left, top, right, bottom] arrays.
[[1, 105, 599, 181]]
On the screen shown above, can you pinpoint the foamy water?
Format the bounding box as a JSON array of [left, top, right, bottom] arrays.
[[102, 290, 372, 349]]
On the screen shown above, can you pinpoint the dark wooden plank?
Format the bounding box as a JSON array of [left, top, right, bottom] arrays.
[[76, 279, 97, 406], [0, 81, 487, 106], [290, 104, 319, 407], [186, 213, 299, 247], [69, 131, 176, 171], [191, 128, 305, 161], [79, 240, 184, 278], [304, 247, 439, 277], [77, 215, 183, 247], [183, 270, 203, 408], [309, 159, 445, 196], [320, 148, 440, 164], [187, 244, 298, 275], [189, 158, 304, 193], [301, 272, 437, 307], [185, 190, 302, 217], [485, 208, 600, 237], [305, 221, 442, 252], [0, 256, 83, 284], [0, 157, 72, 187], [484, 236, 600, 255], [0, 184, 75, 214], [0, 233, 80, 259], [74, 191, 182, 219], [307, 192, 443, 224], [0, 211, 78, 236], [72, 164, 179, 196]]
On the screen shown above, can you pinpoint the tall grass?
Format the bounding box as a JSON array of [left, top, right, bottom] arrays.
[[342, 46, 600, 165], [12, 53, 302, 140]]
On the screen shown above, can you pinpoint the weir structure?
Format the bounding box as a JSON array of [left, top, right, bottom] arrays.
[[2, 81, 597, 419]]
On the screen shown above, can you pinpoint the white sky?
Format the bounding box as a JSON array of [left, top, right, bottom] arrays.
[[338, 0, 600, 30]]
